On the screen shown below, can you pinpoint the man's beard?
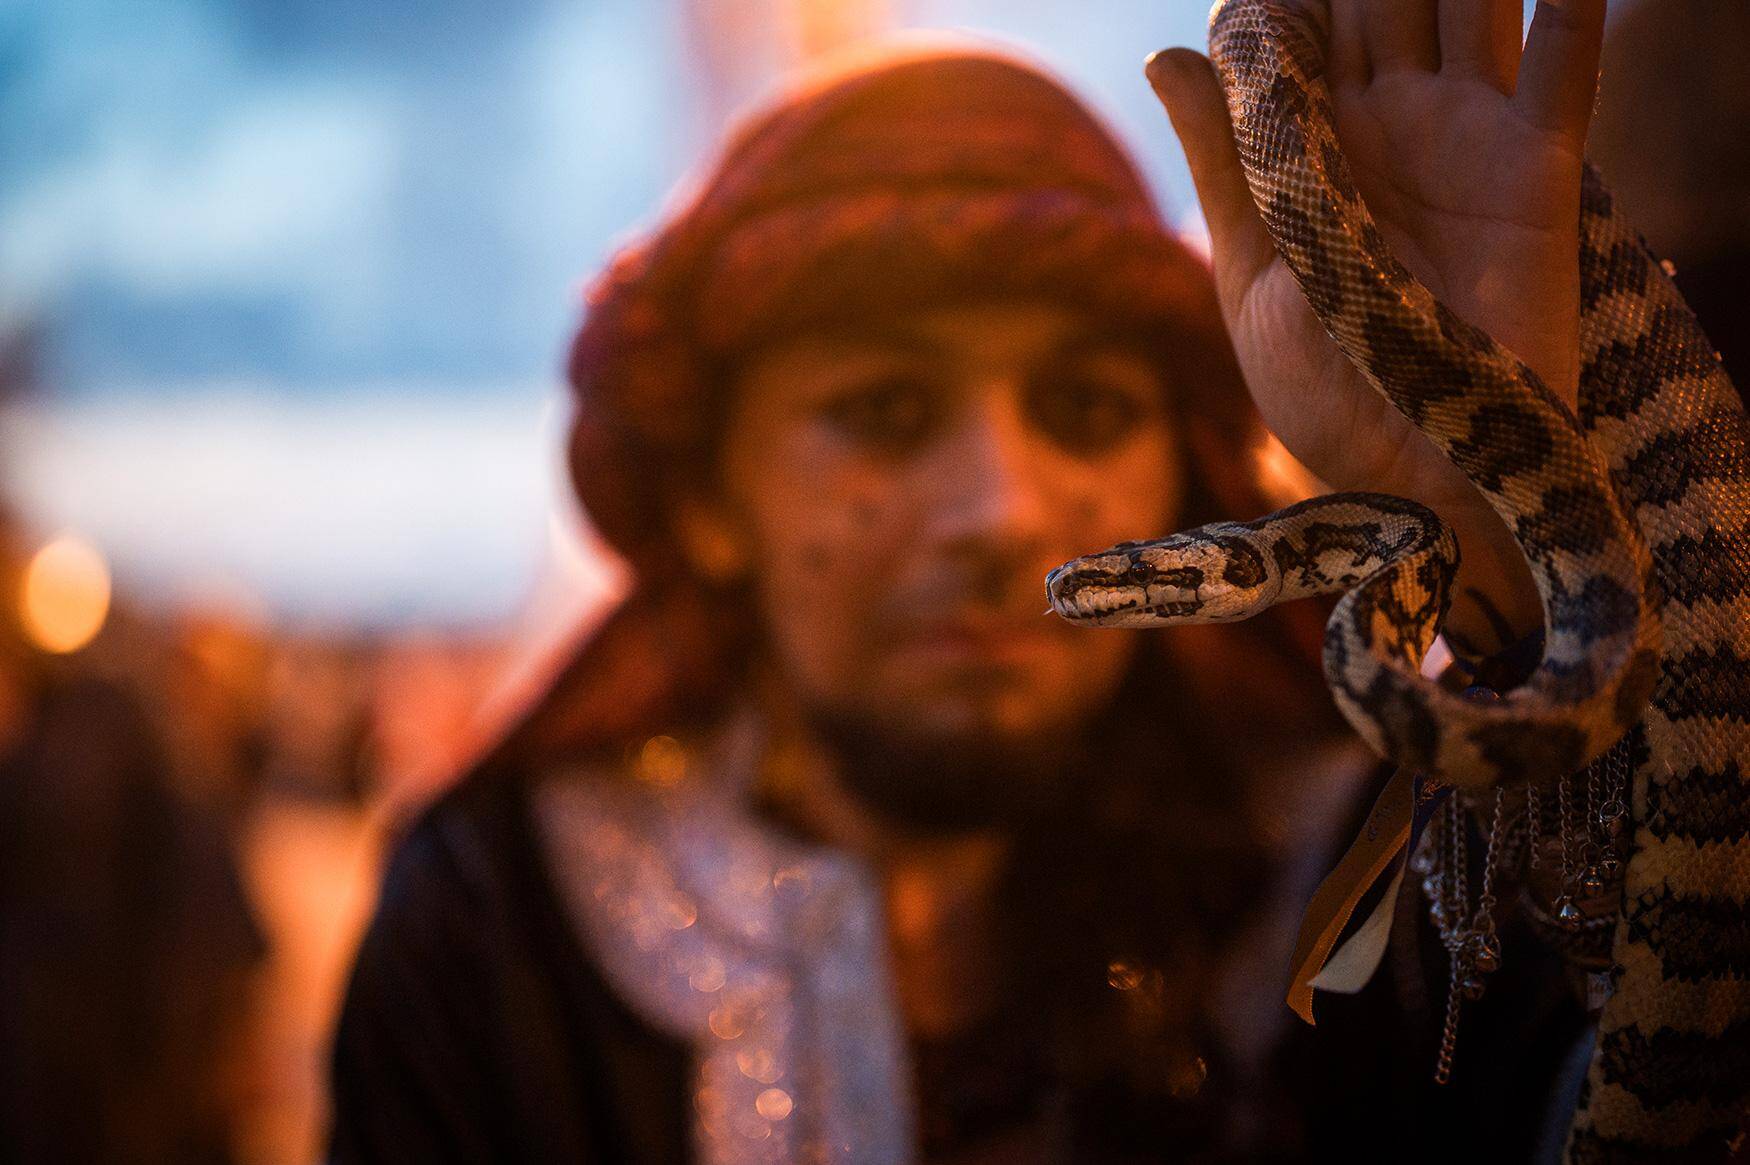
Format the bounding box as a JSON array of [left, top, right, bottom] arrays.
[[801, 705, 1079, 835]]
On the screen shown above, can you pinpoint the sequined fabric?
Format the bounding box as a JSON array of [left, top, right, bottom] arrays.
[[534, 714, 914, 1164]]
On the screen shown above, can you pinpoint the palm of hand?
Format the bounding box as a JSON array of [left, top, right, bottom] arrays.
[[1230, 68, 1584, 520], [1152, 0, 1606, 642]]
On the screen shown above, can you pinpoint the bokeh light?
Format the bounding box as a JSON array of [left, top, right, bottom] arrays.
[[20, 532, 111, 654]]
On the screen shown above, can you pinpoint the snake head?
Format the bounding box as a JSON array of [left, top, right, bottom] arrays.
[[1047, 530, 1279, 628], [1047, 536, 1211, 627]]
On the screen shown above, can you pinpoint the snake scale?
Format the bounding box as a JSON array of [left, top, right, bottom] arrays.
[[1047, 2, 1749, 1157]]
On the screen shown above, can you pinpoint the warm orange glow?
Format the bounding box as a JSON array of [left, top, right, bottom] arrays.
[[1107, 958, 1145, 992], [737, 1047, 781, 1083], [20, 533, 111, 654], [663, 893, 699, 931], [1254, 432, 1327, 508], [709, 1005, 747, 1041], [783, 0, 891, 59], [755, 1087, 794, 1121], [639, 734, 690, 787]]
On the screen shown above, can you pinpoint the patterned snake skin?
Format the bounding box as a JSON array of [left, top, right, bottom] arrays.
[[1047, 2, 1749, 1156]]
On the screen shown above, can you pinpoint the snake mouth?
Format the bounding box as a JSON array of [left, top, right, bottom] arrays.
[[1046, 574, 1201, 624], [1047, 549, 1210, 624]]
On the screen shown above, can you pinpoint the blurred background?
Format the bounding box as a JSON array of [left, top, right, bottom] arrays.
[[1, 0, 1742, 1161]]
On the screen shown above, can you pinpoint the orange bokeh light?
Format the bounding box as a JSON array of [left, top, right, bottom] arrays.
[[20, 533, 111, 654]]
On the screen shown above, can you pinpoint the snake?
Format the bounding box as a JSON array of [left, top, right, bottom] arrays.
[[1046, 2, 1750, 1157]]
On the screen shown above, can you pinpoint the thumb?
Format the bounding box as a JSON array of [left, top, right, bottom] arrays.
[[1146, 48, 1277, 313]]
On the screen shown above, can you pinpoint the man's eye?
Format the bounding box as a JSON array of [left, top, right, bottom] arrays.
[[819, 377, 936, 450], [1029, 375, 1147, 455]]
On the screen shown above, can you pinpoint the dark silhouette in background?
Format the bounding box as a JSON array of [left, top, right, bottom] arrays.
[[0, 329, 265, 1164], [1591, 0, 1750, 391]]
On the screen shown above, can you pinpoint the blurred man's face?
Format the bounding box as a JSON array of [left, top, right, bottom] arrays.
[[701, 301, 1183, 773]]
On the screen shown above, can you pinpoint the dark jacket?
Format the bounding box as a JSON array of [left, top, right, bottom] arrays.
[[331, 747, 1588, 1164]]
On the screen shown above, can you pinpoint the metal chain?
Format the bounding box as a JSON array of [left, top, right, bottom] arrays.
[[1428, 787, 1507, 1085]]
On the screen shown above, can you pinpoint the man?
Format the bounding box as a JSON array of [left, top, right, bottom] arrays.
[[333, 3, 1614, 1159]]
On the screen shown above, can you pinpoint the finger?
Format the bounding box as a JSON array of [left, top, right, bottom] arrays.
[[1360, 0, 1439, 74], [1146, 49, 1277, 312], [1438, 0, 1524, 92], [1515, 0, 1607, 140], [1329, 0, 1371, 90]]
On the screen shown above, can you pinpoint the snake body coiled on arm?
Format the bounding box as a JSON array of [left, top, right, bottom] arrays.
[[1048, 2, 1750, 1156]]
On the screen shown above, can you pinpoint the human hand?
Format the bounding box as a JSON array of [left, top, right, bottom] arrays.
[[1150, 0, 1607, 656]]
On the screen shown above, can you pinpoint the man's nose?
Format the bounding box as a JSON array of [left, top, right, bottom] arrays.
[[929, 386, 1052, 552]]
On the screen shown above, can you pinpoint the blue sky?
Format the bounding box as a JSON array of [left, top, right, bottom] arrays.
[[3, 0, 680, 394], [1, 0, 1231, 401]]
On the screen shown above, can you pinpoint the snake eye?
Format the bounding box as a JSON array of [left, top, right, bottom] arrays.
[[1124, 559, 1158, 586]]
